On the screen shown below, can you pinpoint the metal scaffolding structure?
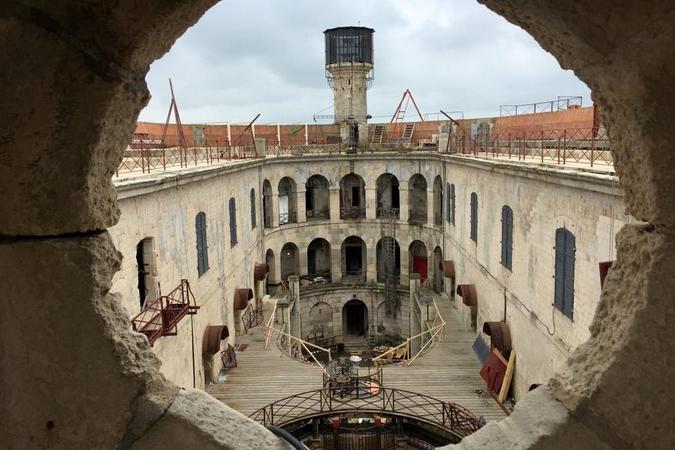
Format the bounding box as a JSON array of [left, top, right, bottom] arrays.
[[380, 209, 400, 318]]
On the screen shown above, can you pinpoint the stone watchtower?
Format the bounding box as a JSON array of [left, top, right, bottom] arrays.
[[324, 26, 374, 148]]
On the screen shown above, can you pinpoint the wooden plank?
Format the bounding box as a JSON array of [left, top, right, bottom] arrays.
[[498, 350, 516, 403]]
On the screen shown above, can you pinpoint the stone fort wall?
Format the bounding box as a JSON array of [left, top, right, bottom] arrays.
[[110, 152, 629, 399]]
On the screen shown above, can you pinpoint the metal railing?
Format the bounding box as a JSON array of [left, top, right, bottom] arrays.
[[499, 96, 583, 116], [340, 206, 366, 219], [242, 300, 264, 334], [445, 126, 612, 168], [372, 299, 446, 366], [249, 386, 484, 439], [130, 279, 199, 345], [279, 210, 298, 225], [118, 134, 256, 176]]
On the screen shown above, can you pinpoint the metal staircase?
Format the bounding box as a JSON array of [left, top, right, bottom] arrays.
[[381, 209, 400, 318]]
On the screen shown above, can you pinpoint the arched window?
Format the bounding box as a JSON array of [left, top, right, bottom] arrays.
[[136, 237, 156, 308], [250, 188, 256, 229], [229, 198, 237, 247], [196, 212, 209, 276], [501, 206, 513, 270], [554, 227, 576, 319], [470, 192, 478, 241]]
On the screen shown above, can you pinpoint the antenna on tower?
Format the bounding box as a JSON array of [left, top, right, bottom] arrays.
[[161, 78, 188, 150]]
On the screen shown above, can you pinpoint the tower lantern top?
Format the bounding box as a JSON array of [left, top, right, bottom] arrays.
[[324, 26, 375, 67]]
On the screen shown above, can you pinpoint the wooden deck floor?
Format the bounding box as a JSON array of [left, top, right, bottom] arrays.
[[207, 292, 505, 422]]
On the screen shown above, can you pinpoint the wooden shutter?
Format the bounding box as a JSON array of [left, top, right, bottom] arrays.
[[196, 212, 208, 276], [563, 231, 575, 318], [250, 189, 256, 229], [501, 206, 513, 270], [470, 192, 478, 241], [554, 228, 575, 318], [229, 198, 238, 247]]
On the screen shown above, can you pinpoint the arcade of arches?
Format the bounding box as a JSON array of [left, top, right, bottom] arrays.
[[2, 1, 675, 449]]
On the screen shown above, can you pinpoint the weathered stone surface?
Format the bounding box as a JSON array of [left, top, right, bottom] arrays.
[[446, 386, 612, 450], [0, 232, 173, 448], [549, 224, 675, 449], [0, 1, 216, 236], [131, 389, 292, 450]]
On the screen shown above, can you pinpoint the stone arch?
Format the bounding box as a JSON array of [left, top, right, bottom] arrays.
[[343, 298, 368, 338], [376, 173, 400, 218], [280, 242, 299, 282], [339, 173, 366, 219], [278, 176, 297, 225], [376, 236, 401, 284], [307, 238, 331, 280], [308, 301, 333, 340], [341, 235, 367, 282], [305, 175, 330, 220], [4, 2, 675, 449], [409, 174, 427, 225], [409, 240, 428, 282]]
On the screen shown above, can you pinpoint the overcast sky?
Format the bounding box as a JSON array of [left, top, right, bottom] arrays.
[[138, 0, 591, 125]]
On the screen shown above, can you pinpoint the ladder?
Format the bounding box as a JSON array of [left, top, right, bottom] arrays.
[[371, 124, 385, 144], [381, 209, 400, 318], [401, 123, 415, 142]]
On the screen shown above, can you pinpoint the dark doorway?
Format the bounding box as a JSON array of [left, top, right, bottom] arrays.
[[351, 186, 361, 207], [136, 241, 147, 307], [346, 246, 362, 275], [343, 299, 367, 336]]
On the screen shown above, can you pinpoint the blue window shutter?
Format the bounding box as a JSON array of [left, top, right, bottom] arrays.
[[446, 184, 451, 223], [451, 184, 455, 225], [229, 198, 238, 247], [196, 212, 208, 276], [470, 193, 478, 241], [563, 231, 575, 318], [250, 189, 256, 229], [501, 206, 513, 270]]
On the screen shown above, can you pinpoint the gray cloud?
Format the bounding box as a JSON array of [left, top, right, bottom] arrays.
[[139, 0, 591, 124]]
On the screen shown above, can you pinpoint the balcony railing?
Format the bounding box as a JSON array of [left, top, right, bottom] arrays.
[[340, 206, 366, 219], [306, 209, 330, 220], [279, 210, 298, 225], [242, 300, 264, 335], [131, 279, 199, 345], [409, 210, 427, 225], [377, 207, 400, 220], [249, 386, 484, 439]]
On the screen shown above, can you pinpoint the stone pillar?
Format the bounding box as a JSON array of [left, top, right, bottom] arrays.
[[427, 189, 434, 226], [299, 247, 308, 277], [271, 194, 279, 228], [366, 186, 377, 220], [366, 236, 377, 283], [288, 275, 301, 340], [329, 187, 341, 224], [400, 244, 410, 287], [409, 274, 422, 357], [331, 245, 342, 282], [399, 180, 409, 223], [297, 189, 307, 223]]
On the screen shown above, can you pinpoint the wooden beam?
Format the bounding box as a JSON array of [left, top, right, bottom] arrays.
[[498, 350, 516, 403]]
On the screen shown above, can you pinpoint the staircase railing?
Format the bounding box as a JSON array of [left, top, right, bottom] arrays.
[[264, 299, 332, 373], [372, 299, 446, 366]]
